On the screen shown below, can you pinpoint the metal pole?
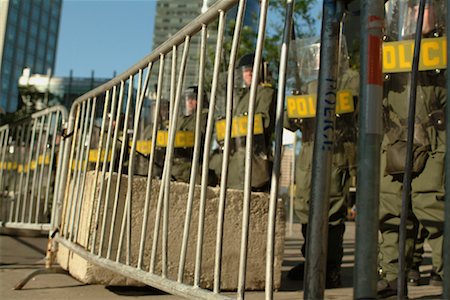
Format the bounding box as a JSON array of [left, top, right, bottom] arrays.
[[266, 0, 294, 298], [398, 1, 426, 298], [354, 0, 383, 298], [442, 1, 449, 298], [304, 0, 343, 298]]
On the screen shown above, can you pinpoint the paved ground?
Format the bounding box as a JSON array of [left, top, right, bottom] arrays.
[[0, 222, 444, 299]]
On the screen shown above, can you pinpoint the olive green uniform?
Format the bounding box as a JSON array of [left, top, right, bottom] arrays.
[[169, 108, 208, 183], [379, 71, 446, 282], [211, 84, 275, 190], [285, 68, 359, 272]]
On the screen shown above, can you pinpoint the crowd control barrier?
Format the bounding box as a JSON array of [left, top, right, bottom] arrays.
[[0, 106, 67, 233], [50, 0, 289, 299]]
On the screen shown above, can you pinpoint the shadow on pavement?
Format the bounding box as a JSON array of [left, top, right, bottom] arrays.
[[106, 285, 171, 296]]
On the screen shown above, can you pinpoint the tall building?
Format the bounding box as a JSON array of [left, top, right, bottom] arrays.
[[18, 68, 111, 111], [150, 0, 259, 99], [0, 0, 62, 113]]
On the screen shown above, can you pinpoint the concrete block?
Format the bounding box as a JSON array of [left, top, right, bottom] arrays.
[[57, 171, 285, 290]]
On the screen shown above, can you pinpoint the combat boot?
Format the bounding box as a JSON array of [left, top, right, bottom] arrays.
[[407, 267, 420, 286], [287, 262, 304, 280], [325, 267, 341, 288], [429, 269, 442, 286], [377, 278, 408, 299]]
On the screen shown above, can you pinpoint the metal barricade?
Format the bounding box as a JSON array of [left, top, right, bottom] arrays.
[[0, 106, 67, 233], [53, 0, 288, 299]]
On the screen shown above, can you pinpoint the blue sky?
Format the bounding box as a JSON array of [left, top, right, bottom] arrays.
[[54, 0, 156, 79]]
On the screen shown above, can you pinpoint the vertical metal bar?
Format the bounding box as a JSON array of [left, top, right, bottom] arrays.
[[208, 0, 247, 291], [289, 134, 296, 237], [0, 126, 9, 197], [444, 1, 450, 298], [105, 81, 126, 259], [266, 0, 293, 298], [62, 105, 80, 236], [98, 86, 119, 256], [77, 97, 97, 245], [354, 0, 384, 298], [48, 111, 62, 227], [22, 118, 37, 222], [178, 23, 207, 282], [74, 98, 97, 242], [164, 36, 190, 276], [398, 1, 426, 298], [117, 62, 152, 263], [194, 9, 225, 288], [170, 46, 177, 121], [68, 101, 87, 240], [49, 110, 64, 233], [15, 123, 29, 222], [35, 113, 52, 223], [29, 115, 45, 223], [90, 90, 111, 253], [139, 56, 164, 269], [111, 76, 134, 261], [304, 0, 342, 298], [238, 0, 269, 297], [113, 73, 142, 262], [150, 46, 177, 273]]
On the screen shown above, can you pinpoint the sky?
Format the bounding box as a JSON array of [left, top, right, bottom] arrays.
[[54, 0, 157, 79]]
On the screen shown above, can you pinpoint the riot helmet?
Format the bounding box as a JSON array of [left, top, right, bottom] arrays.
[[384, 0, 447, 41], [183, 85, 208, 116], [236, 53, 267, 88]]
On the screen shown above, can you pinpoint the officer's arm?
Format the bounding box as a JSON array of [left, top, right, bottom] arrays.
[[255, 87, 275, 129]]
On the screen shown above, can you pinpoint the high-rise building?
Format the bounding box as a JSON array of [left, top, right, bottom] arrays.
[[150, 0, 259, 99], [0, 0, 62, 113]]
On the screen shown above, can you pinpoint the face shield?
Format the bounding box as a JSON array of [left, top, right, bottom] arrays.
[[385, 0, 447, 41], [289, 36, 350, 94]]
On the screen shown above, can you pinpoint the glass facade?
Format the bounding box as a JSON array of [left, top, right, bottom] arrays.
[[0, 0, 62, 112]]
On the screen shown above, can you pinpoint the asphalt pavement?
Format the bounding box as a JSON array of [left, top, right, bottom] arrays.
[[0, 222, 444, 299]]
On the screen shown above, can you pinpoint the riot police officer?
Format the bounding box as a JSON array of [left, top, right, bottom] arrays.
[[284, 36, 359, 288], [168, 85, 208, 183], [378, 0, 446, 297], [211, 53, 276, 191]]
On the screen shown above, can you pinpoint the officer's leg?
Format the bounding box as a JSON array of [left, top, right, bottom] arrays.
[[287, 143, 312, 281], [411, 151, 445, 285], [378, 150, 414, 297], [407, 215, 425, 286]]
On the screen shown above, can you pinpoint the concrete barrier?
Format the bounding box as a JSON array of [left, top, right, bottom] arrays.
[[58, 171, 285, 290]]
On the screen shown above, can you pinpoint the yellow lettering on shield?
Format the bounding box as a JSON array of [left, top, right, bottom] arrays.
[[215, 114, 264, 141], [287, 90, 354, 118], [156, 131, 194, 148], [383, 37, 447, 73]]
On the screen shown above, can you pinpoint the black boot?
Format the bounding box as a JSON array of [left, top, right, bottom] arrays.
[[287, 262, 305, 281], [377, 278, 408, 299], [326, 267, 341, 288]]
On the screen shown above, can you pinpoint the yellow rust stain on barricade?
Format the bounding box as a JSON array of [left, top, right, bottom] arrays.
[[215, 113, 264, 141], [286, 90, 354, 119], [383, 37, 447, 73]]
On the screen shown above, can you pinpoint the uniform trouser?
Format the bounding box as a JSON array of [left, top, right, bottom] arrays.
[[410, 216, 428, 270], [215, 147, 271, 191], [379, 150, 445, 282], [294, 141, 349, 269]]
